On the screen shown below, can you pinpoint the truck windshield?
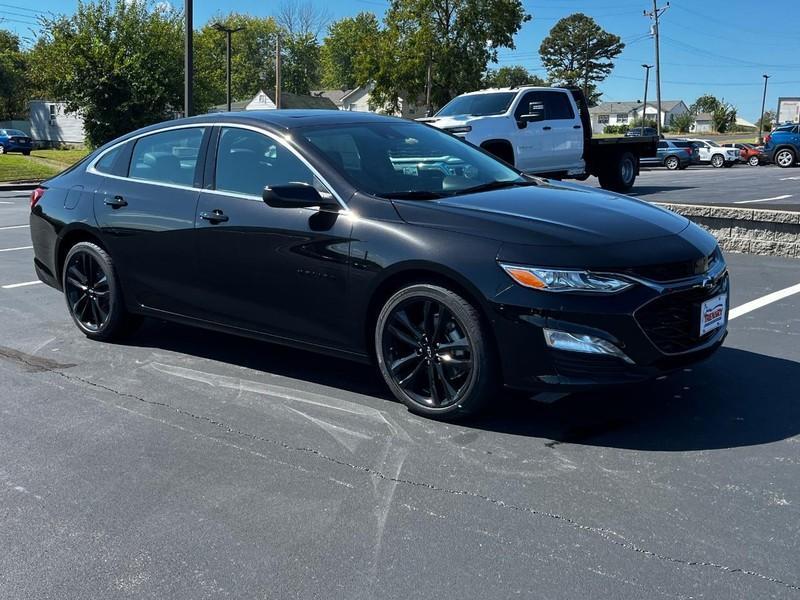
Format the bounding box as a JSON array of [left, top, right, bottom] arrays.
[[299, 121, 526, 199], [435, 93, 516, 118]]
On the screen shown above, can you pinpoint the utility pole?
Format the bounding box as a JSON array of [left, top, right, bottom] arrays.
[[184, 0, 193, 117], [644, 1, 669, 136], [641, 64, 653, 127], [425, 57, 433, 116], [275, 34, 282, 109], [758, 74, 770, 144], [212, 23, 244, 112]]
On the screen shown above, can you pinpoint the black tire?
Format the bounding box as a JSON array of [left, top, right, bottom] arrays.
[[375, 284, 497, 419], [710, 154, 725, 168], [22, 150, 30, 156], [664, 155, 680, 170], [62, 241, 140, 341], [482, 142, 514, 167], [775, 148, 796, 168], [597, 151, 636, 192], [748, 155, 760, 167], [723, 162, 734, 168]]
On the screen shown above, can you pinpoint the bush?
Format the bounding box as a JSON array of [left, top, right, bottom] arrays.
[[603, 124, 629, 134]]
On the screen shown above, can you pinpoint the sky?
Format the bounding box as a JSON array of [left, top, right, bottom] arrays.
[[2, 0, 799, 121]]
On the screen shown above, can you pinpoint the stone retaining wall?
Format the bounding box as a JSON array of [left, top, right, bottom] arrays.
[[656, 203, 800, 259]]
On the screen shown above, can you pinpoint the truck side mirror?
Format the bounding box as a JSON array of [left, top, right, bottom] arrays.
[[517, 101, 545, 128]]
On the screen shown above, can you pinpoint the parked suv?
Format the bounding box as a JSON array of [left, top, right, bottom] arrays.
[[641, 139, 696, 170], [763, 124, 799, 168], [685, 139, 740, 168], [722, 143, 765, 167], [0, 129, 33, 155]]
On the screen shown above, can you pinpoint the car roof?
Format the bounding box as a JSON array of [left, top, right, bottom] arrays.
[[184, 109, 401, 130]]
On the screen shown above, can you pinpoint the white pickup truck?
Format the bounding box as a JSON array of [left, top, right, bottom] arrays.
[[421, 86, 657, 192]]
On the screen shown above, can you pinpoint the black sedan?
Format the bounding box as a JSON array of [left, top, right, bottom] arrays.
[[29, 110, 729, 419]]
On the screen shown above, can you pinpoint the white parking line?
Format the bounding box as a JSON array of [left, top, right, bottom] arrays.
[[0, 224, 29, 230], [1, 280, 41, 289], [0, 245, 32, 252], [729, 282, 800, 320], [734, 194, 793, 205], [0, 201, 14, 204]]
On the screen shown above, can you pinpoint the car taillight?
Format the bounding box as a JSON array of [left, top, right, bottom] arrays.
[[30, 187, 45, 209], [764, 134, 771, 144]]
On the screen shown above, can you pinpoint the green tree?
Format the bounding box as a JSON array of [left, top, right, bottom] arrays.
[[670, 112, 695, 133], [0, 30, 28, 120], [712, 100, 736, 133], [483, 65, 546, 88], [690, 94, 721, 115], [370, 0, 530, 113], [320, 13, 381, 90], [194, 14, 280, 111], [29, 0, 184, 147], [538, 13, 624, 106], [756, 110, 775, 132], [282, 32, 320, 95]]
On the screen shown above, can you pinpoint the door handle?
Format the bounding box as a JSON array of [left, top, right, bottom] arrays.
[[104, 195, 127, 208], [200, 210, 229, 223], [542, 126, 552, 131], [573, 125, 582, 129]]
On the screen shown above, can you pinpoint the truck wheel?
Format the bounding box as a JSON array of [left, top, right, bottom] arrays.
[[598, 152, 636, 192], [775, 148, 796, 168], [710, 154, 725, 168], [664, 156, 679, 170]]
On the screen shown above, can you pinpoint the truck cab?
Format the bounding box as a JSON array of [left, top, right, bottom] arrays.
[[424, 86, 657, 192]]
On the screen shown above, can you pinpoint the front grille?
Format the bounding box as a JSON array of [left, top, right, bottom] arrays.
[[635, 274, 728, 354], [625, 249, 720, 283]]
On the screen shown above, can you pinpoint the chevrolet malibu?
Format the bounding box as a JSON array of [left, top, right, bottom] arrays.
[[29, 111, 729, 419]]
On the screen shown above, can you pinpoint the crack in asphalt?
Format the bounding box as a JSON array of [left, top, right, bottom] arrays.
[[4, 350, 798, 594]]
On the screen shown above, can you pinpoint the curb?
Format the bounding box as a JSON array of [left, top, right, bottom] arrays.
[[0, 182, 41, 192], [656, 202, 800, 259]]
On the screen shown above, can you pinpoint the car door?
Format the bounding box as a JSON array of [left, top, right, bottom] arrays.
[[93, 125, 208, 314], [191, 125, 354, 349], [541, 90, 584, 172], [510, 91, 554, 172], [642, 141, 667, 166]]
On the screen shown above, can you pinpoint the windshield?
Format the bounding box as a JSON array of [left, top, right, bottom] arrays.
[[435, 92, 516, 118], [706, 140, 720, 147], [298, 121, 525, 198]]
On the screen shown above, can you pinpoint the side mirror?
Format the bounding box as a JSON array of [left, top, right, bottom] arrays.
[[262, 183, 338, 210], [516, 101, 545, 128]]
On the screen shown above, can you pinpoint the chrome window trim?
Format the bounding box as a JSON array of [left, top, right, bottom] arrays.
[[85, 121, 348, 211]]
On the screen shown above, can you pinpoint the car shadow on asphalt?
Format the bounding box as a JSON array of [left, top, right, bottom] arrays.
[[125, 321, 799, 452]]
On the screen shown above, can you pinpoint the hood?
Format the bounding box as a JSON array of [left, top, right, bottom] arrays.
[[392, 181, 690, 248], [426, 114, 499, 130]]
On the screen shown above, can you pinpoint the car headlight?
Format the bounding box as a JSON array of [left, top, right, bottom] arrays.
[[446, 126, 472, 134], [499, 263, 633, 293]]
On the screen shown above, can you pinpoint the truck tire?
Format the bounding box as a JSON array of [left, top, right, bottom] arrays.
[[598, 151, 636, 192], [481, 141, 514, 167]]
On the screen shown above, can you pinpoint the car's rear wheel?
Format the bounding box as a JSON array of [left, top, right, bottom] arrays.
[[775, 148, 796, 168], [664, 155, 679, 170], [62, 242, 139, 341], [711, 154, 725, 168], [375, 284, 496, 419], [598, 151, 636, 192], [748, 155, 760, 166], [0, 145, 5, 155]]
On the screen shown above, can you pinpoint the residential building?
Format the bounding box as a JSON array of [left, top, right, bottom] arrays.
[[208, 89, 337, 113], [693, 112, 714, 133], [28, 101, 86, 146], [311, 83, 424, 119], [588, 100, 690, 134]]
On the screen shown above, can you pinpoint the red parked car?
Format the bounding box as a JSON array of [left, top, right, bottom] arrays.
[[723, 143, 764, 167]]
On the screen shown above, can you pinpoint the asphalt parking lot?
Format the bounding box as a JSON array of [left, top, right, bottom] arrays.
[[1, 188, 800, 598], [586, 163, 800, 211]]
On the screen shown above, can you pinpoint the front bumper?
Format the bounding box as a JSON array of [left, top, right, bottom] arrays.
[[490, 262, 730, 390]]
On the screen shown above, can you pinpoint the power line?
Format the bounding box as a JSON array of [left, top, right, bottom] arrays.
[[0, 16, 39, 26], [0, 2, 44, 14]]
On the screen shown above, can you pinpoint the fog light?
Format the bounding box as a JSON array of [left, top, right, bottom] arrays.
[[543, 328, 634, 364]]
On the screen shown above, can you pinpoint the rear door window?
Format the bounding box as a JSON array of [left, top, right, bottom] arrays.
[[129, 127, 205, 187], [543, 92, 575, 120]]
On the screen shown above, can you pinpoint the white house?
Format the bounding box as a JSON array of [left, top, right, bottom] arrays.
[[588, 100, 690, 134], [692, 112, 714, 133], [27, 101, 86, 146], [311, 83, 423, 119], [208, 89, 338, 113]]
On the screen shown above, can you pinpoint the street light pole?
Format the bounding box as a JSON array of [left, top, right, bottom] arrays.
[[184, 0, 193, 118], [758, 74, 770, 144], [212, 23, 244, 112], [645, 1, 669, 136], [642, 64, 653, 128]]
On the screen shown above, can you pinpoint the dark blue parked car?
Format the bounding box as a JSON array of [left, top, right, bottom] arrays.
[[0, 129, 33, 155], [764, 124, 799, 168]]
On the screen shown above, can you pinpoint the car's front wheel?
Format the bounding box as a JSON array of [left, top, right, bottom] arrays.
[[775, 148, 796, 168], [375, 284, 497, 419], [62, 241, 139, 341], [748, 155, 760, 167], [711, 154, 725, 168]]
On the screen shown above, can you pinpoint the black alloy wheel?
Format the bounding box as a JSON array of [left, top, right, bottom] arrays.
[[62, 242, 138, 341], [375, 284, 495, 418]]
